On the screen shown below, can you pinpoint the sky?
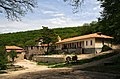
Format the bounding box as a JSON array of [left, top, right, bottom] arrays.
[[0, 0, 102, 33]]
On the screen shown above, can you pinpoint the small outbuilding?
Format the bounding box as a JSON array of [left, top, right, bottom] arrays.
[[5, 46, 25, 61]]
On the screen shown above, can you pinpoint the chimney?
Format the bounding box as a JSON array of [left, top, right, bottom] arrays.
[[57, 35, 61, 42], [97, 32, 102, 35]]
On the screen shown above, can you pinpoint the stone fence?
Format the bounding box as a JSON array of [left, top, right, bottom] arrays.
[[32, 55, 65, 64]]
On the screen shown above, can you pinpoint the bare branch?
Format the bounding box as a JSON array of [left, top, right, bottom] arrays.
[[0, 0, 37, 21], [64, 0, 84, 13]]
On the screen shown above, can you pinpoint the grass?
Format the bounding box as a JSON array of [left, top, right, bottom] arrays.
[[37, 51, 119, 68], [37, 62, 57, 66], [80, 55, 120, 74]]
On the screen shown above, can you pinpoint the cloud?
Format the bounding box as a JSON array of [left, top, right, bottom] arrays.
[[42, 9, 65, 17], [53, 13, 65, 17], [0, 0, 101, 33], [48, 16, 70, 25], [42, 10, 56, 14]]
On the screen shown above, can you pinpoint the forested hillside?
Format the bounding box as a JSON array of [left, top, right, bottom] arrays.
[[0, 21, 119, 47]]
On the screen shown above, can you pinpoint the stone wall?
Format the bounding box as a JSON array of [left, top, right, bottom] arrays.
[[32, 55, 65, 64], [25, 46, 47, 60]]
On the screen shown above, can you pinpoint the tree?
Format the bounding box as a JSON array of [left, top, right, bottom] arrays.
[[0, 0, 36, 20], [8, 50, 17, 64], [98, 0, 120, 44], [41, 26, 57, 54], [0, 46, 8, 70], [25, 40, 36, 46]]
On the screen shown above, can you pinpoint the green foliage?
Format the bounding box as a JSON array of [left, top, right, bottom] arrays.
[[0, 29, 42, 47], [0, 46, 8, 70], [101, 45, 112, 52], [8, 50, 18, 63], [41, 26, 58, 54], [37, 62, 55, 66], [72, 55, 78, 61], [25, 40, 36, 46], [98, 0, 120, 44]]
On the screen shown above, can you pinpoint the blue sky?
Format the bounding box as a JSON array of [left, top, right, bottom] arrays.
[[0, 0, 102, 33]]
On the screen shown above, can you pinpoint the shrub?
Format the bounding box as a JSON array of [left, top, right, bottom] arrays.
[[0, 46, 8, 70], [101, 45, 112, 52], [65, 56, 71, 64], [72, 55, 78, 62]]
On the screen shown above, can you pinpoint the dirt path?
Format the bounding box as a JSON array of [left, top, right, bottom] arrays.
[[0, 59, 50, 77]]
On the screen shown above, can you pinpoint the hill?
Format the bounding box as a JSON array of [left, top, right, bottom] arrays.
[[0, 21, 118, 47]]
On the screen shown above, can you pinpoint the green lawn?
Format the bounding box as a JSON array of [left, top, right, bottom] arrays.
[[37, 51, 119, 68]]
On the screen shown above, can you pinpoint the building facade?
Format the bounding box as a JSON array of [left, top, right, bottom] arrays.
[[24, 46, 48, 60], [56, 32, 113, 54], [25, 38, 49, 60], [5, 46, 25, 61]]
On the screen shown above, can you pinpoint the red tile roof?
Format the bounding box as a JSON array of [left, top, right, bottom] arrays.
[[56, 33, 113, 44], [41, 44, 49, 46], [5, 46, 24, 52], [5, 46, 23, 50]]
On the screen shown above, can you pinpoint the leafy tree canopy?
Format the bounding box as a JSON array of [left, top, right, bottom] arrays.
[[0, 46, 7, 70], [8, 50, 17, 63], [98, 0, 120, 44]]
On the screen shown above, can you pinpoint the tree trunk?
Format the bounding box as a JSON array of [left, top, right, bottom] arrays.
[[46, 43, 49, 54]]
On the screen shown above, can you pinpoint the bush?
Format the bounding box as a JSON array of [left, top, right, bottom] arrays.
[[0, 46, 8, 70], [72, 55, 78, 62], [101, 45, 112, 52], [65, 56, 71, 64]]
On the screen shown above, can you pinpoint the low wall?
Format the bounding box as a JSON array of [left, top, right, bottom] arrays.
[[32, 50, 113, 64], [32, 55, 65, 64]]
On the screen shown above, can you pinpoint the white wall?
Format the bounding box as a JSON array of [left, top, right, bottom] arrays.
[[56, 38, 95, 49], [83, 38, 95, 48], [95, 41, 103, 48]]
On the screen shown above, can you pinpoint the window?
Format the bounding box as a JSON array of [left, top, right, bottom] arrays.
[[90, 40, 92, 45], [86, 41, 88, 46]]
